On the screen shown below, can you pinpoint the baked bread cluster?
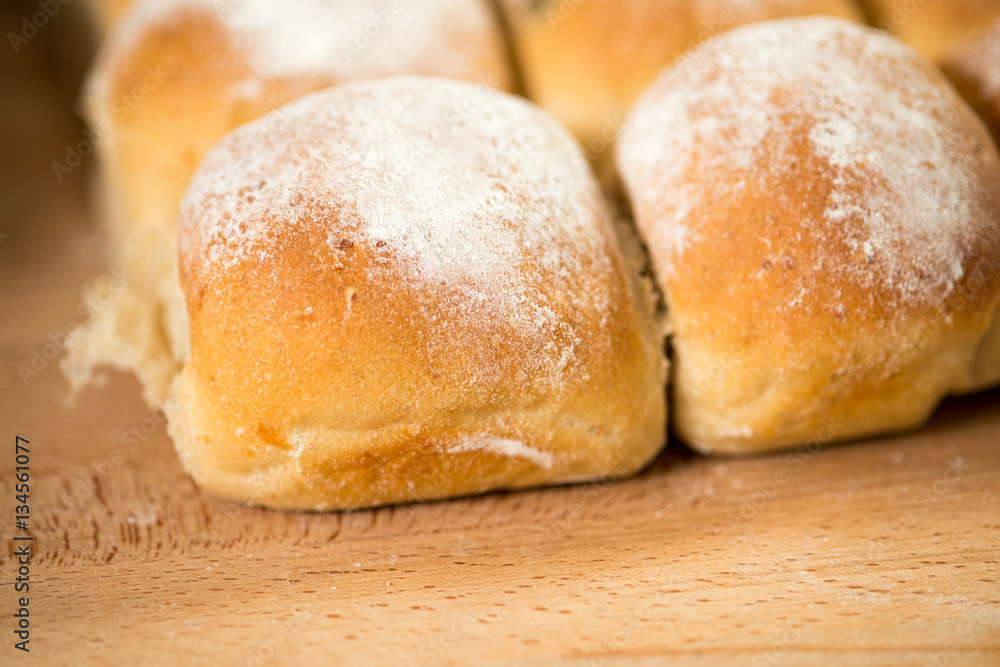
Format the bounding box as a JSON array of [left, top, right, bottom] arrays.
[[65, 0, 1000, 508]]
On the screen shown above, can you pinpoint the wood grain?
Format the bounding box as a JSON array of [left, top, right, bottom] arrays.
[[2, 10, 999, 665]]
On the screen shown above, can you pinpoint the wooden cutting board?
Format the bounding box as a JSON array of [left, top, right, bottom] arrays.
[[2, 13, 999, 666]]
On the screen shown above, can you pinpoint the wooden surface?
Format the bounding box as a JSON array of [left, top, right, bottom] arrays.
[[2, 10, 1000, 666]]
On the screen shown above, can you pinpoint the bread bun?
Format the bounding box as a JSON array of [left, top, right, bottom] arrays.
[[63, 0, 514, 406], [861, 0, 1000, 62], [165, 76, 667, 510], [617, 17, 1000, 455], [500, 0, 862, 150], [942, 19, 1000, 393]]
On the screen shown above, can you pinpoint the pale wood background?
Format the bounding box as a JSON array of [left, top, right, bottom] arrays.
[[1, 4, 998, 665]]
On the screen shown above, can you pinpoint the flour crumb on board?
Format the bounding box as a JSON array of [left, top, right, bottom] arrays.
[[450, 435, 555, 469]]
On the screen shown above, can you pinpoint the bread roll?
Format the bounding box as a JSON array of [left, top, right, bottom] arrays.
[[942, 20, 1000, 393], [617, 17, 1000, 455], [499, 0, 863, 151], [861, 0, 1000, 62], [63, 0, 514, 407], [164, 76, 667, 510]]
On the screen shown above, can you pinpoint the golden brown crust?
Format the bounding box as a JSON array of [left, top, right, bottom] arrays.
[[500, 0, 863, 145], [861, 0, 1000, 62], [617, 18, 1000, 454], [169, 77, 667, 510]]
